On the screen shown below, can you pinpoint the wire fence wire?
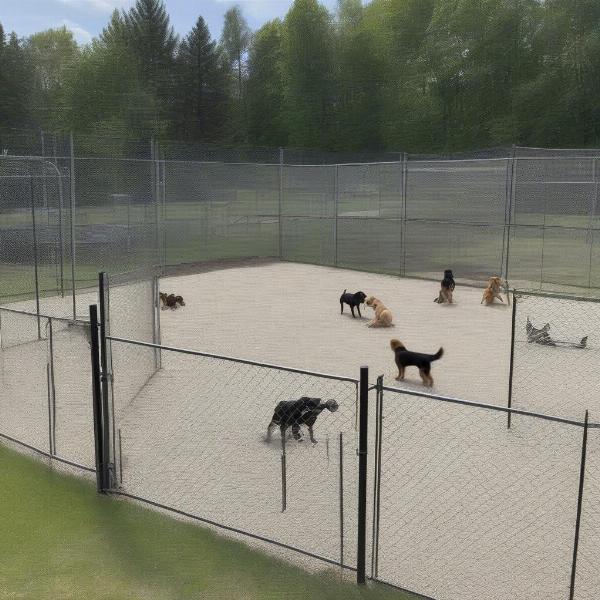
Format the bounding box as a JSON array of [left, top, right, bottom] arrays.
[[3, 139, 600, 324], [373, 386, 599, 600], [511, 290, 600, 421], [0, 307, 95, 471], [106, 338, 359, 569]]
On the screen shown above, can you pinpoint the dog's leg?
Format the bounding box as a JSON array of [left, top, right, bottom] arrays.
[[357, 305, 361, 318], [351, 306, 356, 318], [419, 368, 432, 387], [292, 423, 302, 442], [266, 421, 275, 442], [496, 293, 504, 303], [340, 301, 344, 314], [308, 425, 317, 444], [395, 367, 405, 381]]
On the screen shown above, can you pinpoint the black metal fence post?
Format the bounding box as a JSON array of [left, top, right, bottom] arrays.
[[357, 366, 369, 584], [338, 431, 344, 569], [98, 273, 113, 488], [89, 304, 106, 493], [569, 410, 589, 600], [507, 294, 517, 429], [281, 431, 287, 513]]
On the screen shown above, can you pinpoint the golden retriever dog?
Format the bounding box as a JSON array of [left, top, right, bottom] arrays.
[[481, 276, 506, 305], [365, 296, 393, 327]]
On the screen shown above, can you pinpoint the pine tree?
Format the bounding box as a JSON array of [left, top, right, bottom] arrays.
[[174, 16, 229, 141]]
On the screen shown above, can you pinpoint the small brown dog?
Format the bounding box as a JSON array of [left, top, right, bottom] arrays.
[[365, 296, 393, 327], [390, 339, 444, 387], [481, 277, 505, 305], [160, 292, 185, 310]]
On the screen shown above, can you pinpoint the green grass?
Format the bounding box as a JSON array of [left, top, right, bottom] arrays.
[[0, 445, 414, 600]]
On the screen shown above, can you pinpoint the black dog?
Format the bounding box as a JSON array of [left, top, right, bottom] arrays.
[[340, 289, 367, 318], [390, 339, 444, 387], [266, 397, 339, 443], [434, 270, 455, 303]]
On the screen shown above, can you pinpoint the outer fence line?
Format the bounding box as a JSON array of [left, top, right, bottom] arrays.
[[569, 410, 589, 600]]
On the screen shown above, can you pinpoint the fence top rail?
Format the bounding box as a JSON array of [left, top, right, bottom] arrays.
[[0, 305, 89, 324], [514, 288, 600, 304], [381, 384, 599, 428], [107, 336, 360, 384]]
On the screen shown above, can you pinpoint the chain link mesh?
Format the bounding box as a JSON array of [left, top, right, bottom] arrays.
[[512, 291, 600, 421], [109, 341, 358, 567], [376, 387, 586, 600]]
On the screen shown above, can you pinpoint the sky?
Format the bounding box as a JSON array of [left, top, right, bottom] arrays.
[[0, 0, 339, 45]]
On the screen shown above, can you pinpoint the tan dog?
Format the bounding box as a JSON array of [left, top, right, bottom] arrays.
[[481, 277, 505, 305], [365, 296, 393, 327]]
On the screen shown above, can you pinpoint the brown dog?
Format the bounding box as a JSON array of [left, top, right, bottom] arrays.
[[365, 296, 393, 327], [481, 277, 505, 305]]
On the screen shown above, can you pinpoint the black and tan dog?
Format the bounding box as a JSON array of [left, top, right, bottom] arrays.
[[390, 339, 444, 387], [434, 269, 456, 304], [340, 289, 367, 318]]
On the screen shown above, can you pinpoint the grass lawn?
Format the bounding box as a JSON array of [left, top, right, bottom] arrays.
[[0, 445, 415, 600]]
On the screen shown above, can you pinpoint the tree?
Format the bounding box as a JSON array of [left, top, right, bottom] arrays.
[[26, 27, 79, 131], [0, 28, 32, 128], [220, 6, 251, 102], [246, 20, 287, 146], [282, 0, 336, 148], [173, 16, 229, 141]]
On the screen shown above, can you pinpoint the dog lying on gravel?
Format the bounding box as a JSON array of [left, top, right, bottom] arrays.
[[160, 292, 185, 310]]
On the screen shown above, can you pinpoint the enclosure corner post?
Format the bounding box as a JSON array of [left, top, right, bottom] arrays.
[[89, 304, 106, 493], [569, 410, 589, 600], [507, 293, 517, 429], [357, 366, 369, 585]]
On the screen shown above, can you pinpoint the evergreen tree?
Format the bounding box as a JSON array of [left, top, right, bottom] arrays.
[[0, 29, 32, 128], [173, 16, 229, 141]]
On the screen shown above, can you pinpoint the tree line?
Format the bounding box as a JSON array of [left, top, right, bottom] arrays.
[[1, 0, 599, 154]]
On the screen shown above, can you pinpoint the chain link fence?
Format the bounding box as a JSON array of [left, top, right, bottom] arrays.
[[510, 290, 600, 421], [0, 307, 95, 472], [2, 135, 600, 324], [106, 338, 359, 569], [372, 385, 600, 600]]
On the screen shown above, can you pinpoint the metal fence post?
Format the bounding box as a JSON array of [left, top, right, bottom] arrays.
[[98, 273, 113, 488], [504, 144, 516, 287], [334, 164, 339, 267], [371, 375, 383, 579], [279, 147, 284, 260], [339, 431, 345, 569], [401, 153, 408, 277], [69, 133, 77, 320], [507, 293, 517, 429], [357, 365, 369, 584], [569, 410, 589, 600], [281, 429, 287, 512], [89, 304, 106, 493], [29, 161, 41, 338]]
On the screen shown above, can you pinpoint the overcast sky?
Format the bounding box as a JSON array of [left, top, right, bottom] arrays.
[[0, 0, 340, 45]]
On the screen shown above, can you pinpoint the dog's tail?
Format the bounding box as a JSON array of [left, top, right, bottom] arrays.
[[390, 339, 404, 351], [340, 289, 347, 301], [430, 347, 444, 361]]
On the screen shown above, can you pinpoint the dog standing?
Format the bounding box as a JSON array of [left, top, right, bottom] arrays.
[[390, 339, 443, 387], [266, 397, 338, 443], [366, 296, 394, 327], [481, 277, 505, 305], [434, 269, 455, 304], [340, 290, 367, 318]]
